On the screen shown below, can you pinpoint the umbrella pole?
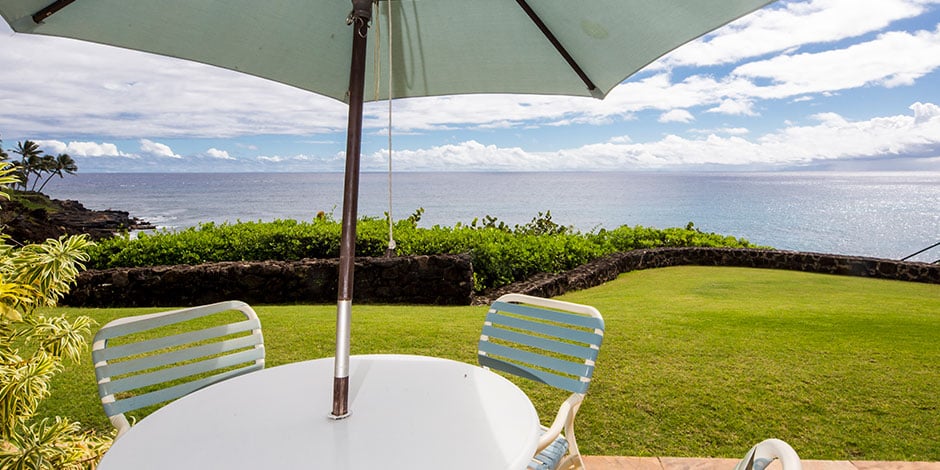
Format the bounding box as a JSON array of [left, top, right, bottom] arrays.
[[332, 0, 372, 419]]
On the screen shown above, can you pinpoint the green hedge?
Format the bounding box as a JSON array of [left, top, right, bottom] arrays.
[[87, 210, 762, 292]]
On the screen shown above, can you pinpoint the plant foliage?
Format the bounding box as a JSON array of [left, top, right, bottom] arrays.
[[88, 209, 761, 292], [0, 164, 111, 469]]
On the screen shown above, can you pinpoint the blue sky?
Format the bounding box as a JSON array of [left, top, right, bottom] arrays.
[[1, 0, 939, 173]]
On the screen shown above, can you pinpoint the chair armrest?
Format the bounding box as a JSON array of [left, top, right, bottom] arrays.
[[536, 393, 584, 453], [735, 439, 802, 470]]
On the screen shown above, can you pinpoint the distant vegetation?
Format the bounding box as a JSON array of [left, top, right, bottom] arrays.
[[0, 135, 78, 193], [87, 209, 762, 292]]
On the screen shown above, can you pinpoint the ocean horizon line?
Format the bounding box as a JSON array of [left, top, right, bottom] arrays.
[[65, 169, 940, 175]]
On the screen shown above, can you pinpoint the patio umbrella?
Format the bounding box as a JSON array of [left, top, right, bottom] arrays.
[[0, 0, 778, 418]]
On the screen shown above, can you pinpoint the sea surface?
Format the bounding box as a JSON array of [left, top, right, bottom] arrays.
[[41, 171, 940, 263]]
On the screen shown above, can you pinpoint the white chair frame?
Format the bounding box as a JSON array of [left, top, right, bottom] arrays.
[[735, 439, 803, 470], [478, 293, 604, 470]]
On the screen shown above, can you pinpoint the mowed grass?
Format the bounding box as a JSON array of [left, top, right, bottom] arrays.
[[37, 266, 939, 461]]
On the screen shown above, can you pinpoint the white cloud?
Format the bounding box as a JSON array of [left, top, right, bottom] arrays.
[[658, 102, 940, 166], [568, 24, 940, 123], [731, 26, 940, 96], [206, 148, 234, 160], [661, 0, 940, 67], [35, 140, 134, 158], [254, 153, 344, 172], [363, 140, 544, 171], [691, 127, 751, 136], [911, 101, 940, 123], [140, 139, 182, 159], [363, 103, 940, 171], [707, 99, 758, 116], [659, 109, 695, 123], [368, 94, 593, 133]]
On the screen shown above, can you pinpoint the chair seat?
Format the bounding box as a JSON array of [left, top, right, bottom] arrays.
[[528, 431, 569, 470]]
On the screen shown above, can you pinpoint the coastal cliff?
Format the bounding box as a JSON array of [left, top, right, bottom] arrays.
[[0, 191, 153, 244]]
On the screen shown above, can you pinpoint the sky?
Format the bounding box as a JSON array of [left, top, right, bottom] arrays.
[[1, 0, 940, 173]]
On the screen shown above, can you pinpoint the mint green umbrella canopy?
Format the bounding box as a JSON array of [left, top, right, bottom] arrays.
[[2, 0, 775, 103], [1, 0, 778, 418]]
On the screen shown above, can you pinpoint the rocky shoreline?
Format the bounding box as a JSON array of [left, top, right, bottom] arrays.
[[0, 191, 153, 244]]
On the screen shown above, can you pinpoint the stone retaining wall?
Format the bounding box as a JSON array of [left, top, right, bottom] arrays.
[[65, 248, 939, 307], [64, 254, 473, 307], [478, 247, 940, 303]]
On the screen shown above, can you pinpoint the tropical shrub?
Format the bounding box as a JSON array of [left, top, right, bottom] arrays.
[[87, 209, 761, 292], [0, 165, 111, 469]]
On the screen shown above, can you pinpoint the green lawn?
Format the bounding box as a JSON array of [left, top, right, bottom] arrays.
[[38, 266, 940, 461]]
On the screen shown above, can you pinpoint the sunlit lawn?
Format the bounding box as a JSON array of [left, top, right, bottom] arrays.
[[39, 266, 940, 461]]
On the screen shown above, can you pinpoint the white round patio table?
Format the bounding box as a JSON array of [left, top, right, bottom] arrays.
[[97, 354, 540, 470]]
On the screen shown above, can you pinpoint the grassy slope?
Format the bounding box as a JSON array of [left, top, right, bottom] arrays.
[[39, 266, 939, 460]]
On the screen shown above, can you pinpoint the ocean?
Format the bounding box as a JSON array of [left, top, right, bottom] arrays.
[[41, 171, 940, 263]]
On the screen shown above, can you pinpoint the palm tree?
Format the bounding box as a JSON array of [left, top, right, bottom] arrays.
[[0, 135, 8, 162], [25, 153, 52, 191], [36, 153, 78, 193], [12, 140, 43, 191], [29, 154, 55, 191]]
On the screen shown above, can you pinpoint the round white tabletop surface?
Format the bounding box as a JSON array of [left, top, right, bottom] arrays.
[[98, 354, 540, 470]]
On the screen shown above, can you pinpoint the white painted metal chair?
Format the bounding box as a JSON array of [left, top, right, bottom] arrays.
[[735, 439, 803, 470], [92, 300, 265, 438], [478, 293, 605, 470]]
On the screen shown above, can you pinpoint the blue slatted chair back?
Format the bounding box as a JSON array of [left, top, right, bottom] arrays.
[[92, 300, 264, 437], [478, 294, 604, 394]]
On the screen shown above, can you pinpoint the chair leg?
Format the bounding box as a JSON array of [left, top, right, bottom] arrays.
[[557, 454, 585, 470], [560, 401, 585, 469]]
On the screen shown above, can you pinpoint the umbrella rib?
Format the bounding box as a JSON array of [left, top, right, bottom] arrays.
[[514, 0, 598, 95], [32, 0, 77, 23]]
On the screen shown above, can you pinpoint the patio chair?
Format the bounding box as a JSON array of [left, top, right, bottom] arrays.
[[734, 439, 802, 470], [478, 293, 605, 470], [92, 300, 265, 438]]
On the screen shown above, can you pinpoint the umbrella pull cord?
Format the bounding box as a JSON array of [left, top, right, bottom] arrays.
[[374, 0, 397, 258]]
